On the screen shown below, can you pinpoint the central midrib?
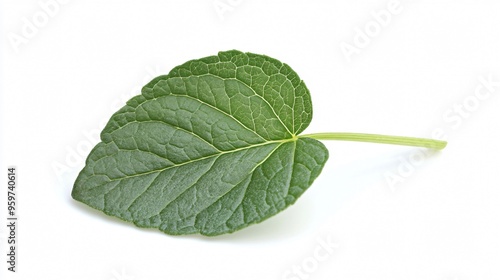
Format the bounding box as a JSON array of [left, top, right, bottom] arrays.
[[103, 138, 296, 182]]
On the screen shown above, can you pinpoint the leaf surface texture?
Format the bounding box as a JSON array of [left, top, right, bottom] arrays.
[[72, 50, 328, 236]]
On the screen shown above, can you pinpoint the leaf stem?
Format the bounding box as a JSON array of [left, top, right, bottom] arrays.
[[299, 132, 447, 150]]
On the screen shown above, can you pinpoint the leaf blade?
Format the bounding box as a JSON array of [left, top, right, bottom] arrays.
[[72, 50, 328, 236]]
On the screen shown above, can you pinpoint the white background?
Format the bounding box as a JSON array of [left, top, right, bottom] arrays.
[[1, 0, 500, 279]]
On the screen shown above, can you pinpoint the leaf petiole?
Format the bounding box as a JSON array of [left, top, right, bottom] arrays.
[[299, 132, 447, 150]]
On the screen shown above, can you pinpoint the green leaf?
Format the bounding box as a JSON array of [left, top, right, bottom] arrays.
[[72, 50, 329, 236]]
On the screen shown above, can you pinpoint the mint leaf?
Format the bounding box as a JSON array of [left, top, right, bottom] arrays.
[[72, 50, 329, 236], [72, 50, 447, 236]]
